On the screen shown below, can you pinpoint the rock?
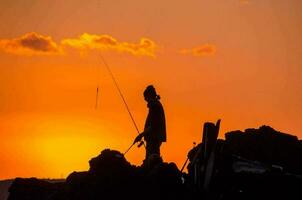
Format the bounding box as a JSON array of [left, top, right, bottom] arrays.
[[23, 148, 186, 200], [8, 178, 65, 200], [88, 149, 132, 174], [7, 126, 302, 200], [66, 149, 139, 200]]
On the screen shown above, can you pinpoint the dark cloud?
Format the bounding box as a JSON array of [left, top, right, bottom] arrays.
[[0, 32, 62, 55]]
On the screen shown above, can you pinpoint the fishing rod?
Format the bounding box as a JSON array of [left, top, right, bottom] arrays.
[[97, 53, 145, 154], [180, 142, 196, 172]]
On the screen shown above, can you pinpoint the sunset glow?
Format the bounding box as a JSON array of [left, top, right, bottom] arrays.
[[1, 0, 301, 179]]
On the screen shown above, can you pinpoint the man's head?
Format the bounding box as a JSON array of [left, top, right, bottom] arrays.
[[143, 85, 160, 102]]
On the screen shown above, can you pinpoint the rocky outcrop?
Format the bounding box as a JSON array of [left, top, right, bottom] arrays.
[[8, 178, 65, 200], [7, 125, 302, 200], [8, 149, 185, 200]]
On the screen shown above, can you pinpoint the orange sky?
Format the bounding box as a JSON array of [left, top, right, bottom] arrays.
[[0, 0, 302, 179]]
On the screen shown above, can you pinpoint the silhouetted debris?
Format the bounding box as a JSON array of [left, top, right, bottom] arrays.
[[223, 125, 302, 174], [187, 125, 302, 200], [7, 125, 302, 200], [0, 180, 12, 200]]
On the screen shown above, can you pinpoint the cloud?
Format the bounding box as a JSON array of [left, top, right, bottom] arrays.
[[0, 32, 62, 55], [0, 32, 157, 57], [181, 44, 216, 57], [62, 33, 157, 57]]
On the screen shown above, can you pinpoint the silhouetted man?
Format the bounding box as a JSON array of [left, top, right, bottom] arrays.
[[134, 85, 166, 162]]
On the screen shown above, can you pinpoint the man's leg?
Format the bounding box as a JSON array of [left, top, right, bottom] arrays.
[[145, 142, 152, 160], [146, 141, 161, 158], [153, 141, 161, 156]]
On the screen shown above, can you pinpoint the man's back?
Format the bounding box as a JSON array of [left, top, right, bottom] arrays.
[[144, 99, 166, 143]]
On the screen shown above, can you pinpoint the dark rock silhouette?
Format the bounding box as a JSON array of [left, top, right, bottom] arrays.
[[8, 178, 65, 200], [7, 125, 302, 200], [66, 149, 185, 200], [8, 149, 185, 200]]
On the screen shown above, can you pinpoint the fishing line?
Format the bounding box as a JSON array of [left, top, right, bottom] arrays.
[[93, 1, 165, 152], [97, 53, 141, 135]]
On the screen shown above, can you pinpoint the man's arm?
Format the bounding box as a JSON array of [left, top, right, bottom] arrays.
[[134, 126, 151, 143]]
